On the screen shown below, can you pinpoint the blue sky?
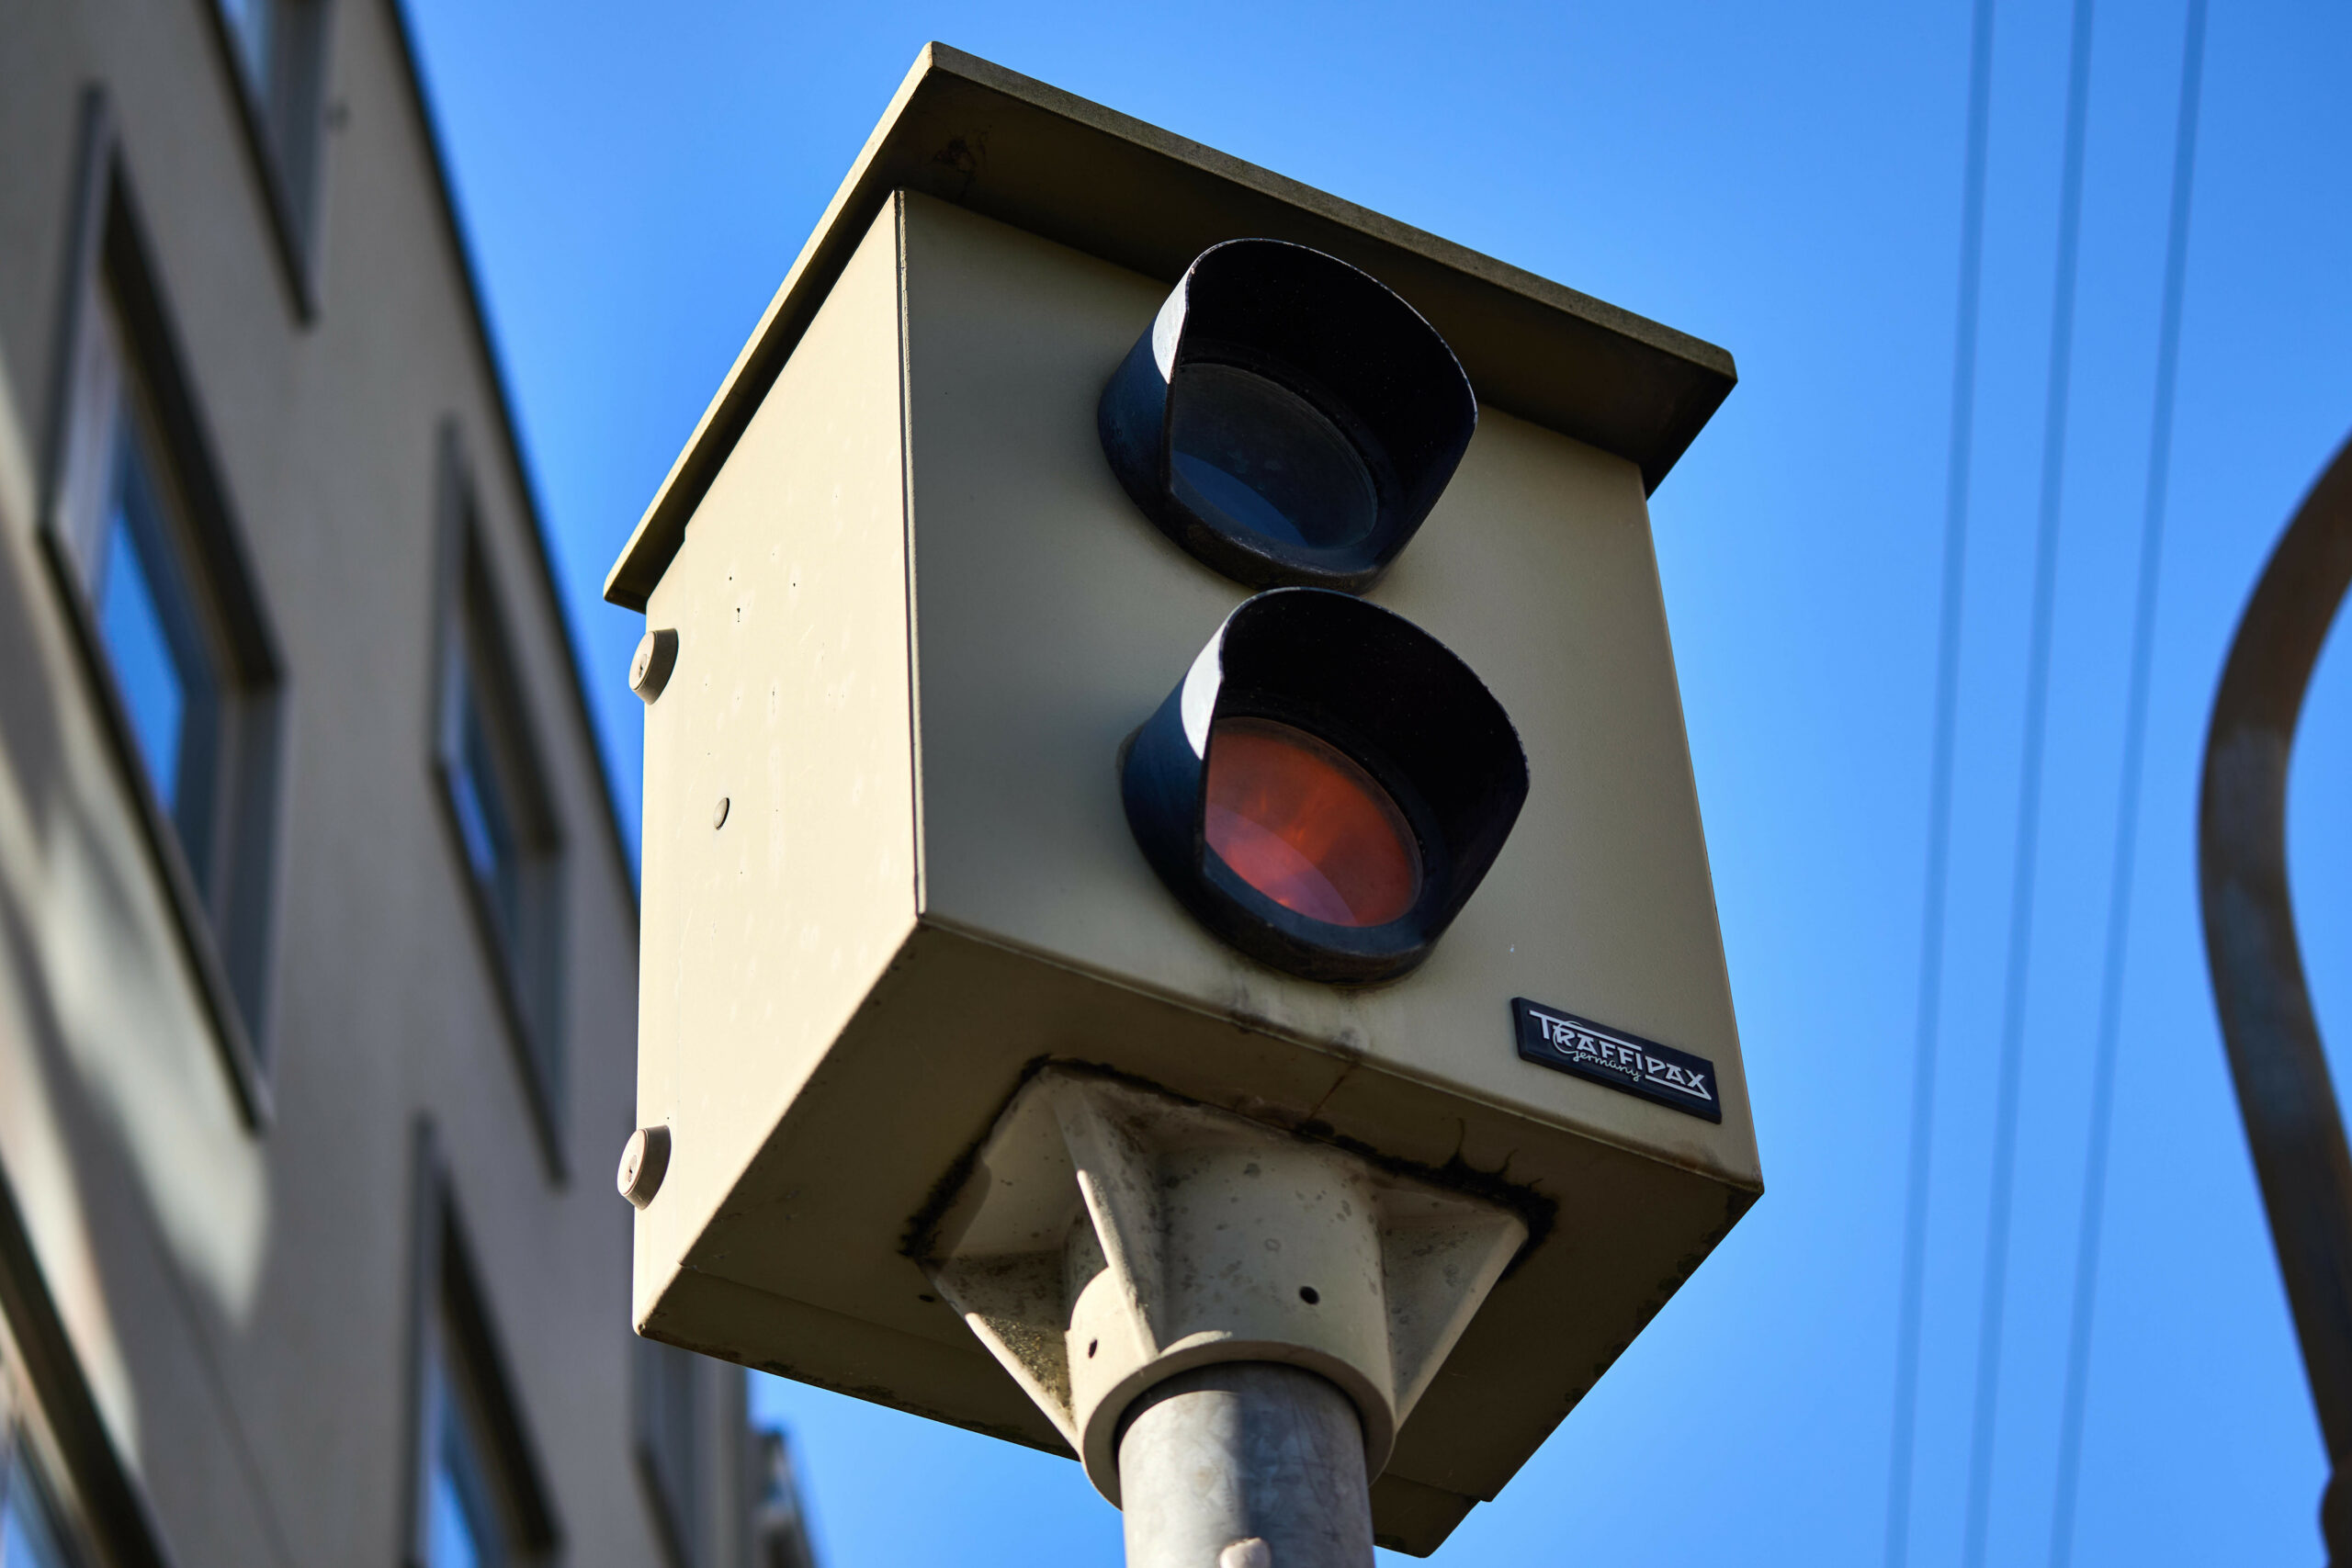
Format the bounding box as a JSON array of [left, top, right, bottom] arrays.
[[400, 4, 2352, 1562]]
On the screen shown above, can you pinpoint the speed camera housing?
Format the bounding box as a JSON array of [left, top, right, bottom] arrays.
[[605, 46, 1749, 1557]]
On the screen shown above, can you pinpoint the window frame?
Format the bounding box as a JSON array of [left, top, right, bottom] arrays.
[[39, 92, 288, 1128], [750, 1427, 820, 1568], [632, 1338, 726, 1568], [401, 1122, 560, 1568], [0, 1161, 174, 1568], [427, 425, 570, 1182], [635, 1346, 778, 1568], [196, 0, 335, 317], [0, 1425, 82, 1568]]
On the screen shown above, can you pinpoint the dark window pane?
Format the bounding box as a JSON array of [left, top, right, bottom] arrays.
[[428, 1389, 504, 1568], [636, 1339, 704, 1564], [450, 671, 523, 952], [60, 246, 288, 1085], [1, 1442, 73, 1568], [95, 511, 187, 809], [215, 0, 274, 96], [93, 423, 210, 816], [435, 524, 566, 1141], [753, 1427, 820, 1568], [424, 1462, 482, 1568]]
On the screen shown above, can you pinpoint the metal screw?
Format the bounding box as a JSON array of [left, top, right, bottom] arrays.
[[616, 1126, 673, 1209], [712, 796, 730, 829]]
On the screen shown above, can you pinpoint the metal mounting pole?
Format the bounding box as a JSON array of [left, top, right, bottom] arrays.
[[921, 1069, 1529, 1563], [1117, 1363, 1374, 1568]]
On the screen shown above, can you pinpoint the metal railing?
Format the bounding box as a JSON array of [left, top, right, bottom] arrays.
[[2199, 429, 2352, 1561]]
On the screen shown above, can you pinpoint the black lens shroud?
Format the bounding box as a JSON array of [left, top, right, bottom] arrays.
[[1100, 240, 1477, 592], [1122, 589, 1528, 986]]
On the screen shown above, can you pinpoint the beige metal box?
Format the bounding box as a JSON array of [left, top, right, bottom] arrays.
[[608, 47, 1754, 1555]]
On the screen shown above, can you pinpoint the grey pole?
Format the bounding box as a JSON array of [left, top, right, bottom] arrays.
[[1116, 1363, 1376, 1568]]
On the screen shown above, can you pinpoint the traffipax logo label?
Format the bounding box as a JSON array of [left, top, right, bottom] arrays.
[[1510, 998, 1722, 1123]]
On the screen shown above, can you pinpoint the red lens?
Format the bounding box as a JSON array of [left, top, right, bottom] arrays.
[[1203, 717, 1420, 928]]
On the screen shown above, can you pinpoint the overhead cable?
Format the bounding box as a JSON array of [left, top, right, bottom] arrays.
[[1960, 2, 2099, 1562], [1884, 3, 1999, 1562], [2046, 3, 2208, 1562]]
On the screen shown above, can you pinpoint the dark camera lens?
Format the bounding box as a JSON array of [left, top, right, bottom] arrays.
[[1167, 365, 1378, 553], [1098, 240, 1476, 592]]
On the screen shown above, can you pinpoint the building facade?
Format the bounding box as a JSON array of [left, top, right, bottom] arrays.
[[0, 2, 796, 1564]]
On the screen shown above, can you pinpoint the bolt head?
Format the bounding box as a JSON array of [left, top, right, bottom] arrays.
[[617, 1125, 673, 1209], [630, 628, 680, 702]]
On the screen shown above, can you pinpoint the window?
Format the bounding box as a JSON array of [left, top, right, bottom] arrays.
[[419, 1308, 530, 1568], [206, 0, 331, 281], [406, 1128, 557, 1568], [0, 1162, 172, 1568], [0, 1437, 74, 1568], [633, 1340, 707, 1568], [46, 127, 287, 1120], [431, 436, 567, 1171], [635, 1347, 811, 1568], [751, 1428, 820, 1568], [63, 299, 224, 874]]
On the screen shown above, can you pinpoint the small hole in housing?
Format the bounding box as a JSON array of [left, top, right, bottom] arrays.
[[1299, 1286, 1320, 1305], [917, 1293, 936, 1304], [1088, 1339, 1100, 1359]]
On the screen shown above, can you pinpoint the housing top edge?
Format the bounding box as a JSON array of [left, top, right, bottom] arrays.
[[605, 41, 1739, 611]]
